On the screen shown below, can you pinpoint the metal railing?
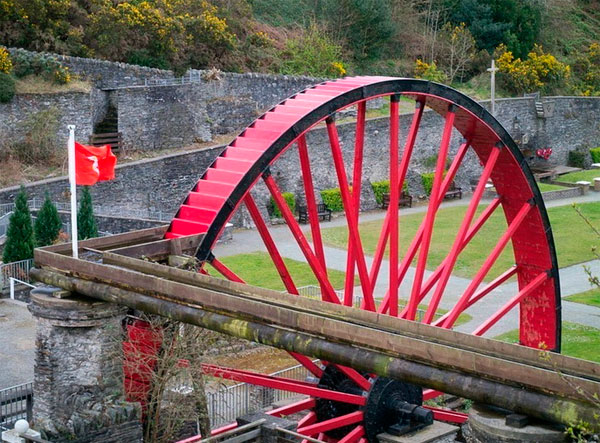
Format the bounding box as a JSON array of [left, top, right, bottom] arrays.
[[0, 382, 33, 431], [0, 259, 34, 291], [9, 278, 35, 300], [144, 70, 207, 87], [205, 364, 312, 428]]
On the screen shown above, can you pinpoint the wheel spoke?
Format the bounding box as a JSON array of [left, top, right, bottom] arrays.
[[378, 140, 471, 315], [406, 105, 456, 321], [209, 256, 245, 283], [368, 101, 424, 298], [298, 412, 317, 429], [343, 101, 367, 307], [202, 364, 366, 405], [329, 363, 371, 391], [264, 174, 341, 304], [424, 406, 468, 423], [433, 265, 517, 327], [289, 352, 324, 378], [326, 117, 375, 311], [441, 201, 534, 328], [244, 194, 299, 295], [298, 411, 364, 436], [409, 197, 503, 317], [472, 271, 549, 336], [389, 95, 401, 316], [298, 135, 328, 273], [338, 425, 365, 443], [268, 398, 317, 417], [423, 144, 501, 323]]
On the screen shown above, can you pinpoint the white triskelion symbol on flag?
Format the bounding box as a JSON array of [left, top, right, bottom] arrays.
[[87, 155, 100, 174]]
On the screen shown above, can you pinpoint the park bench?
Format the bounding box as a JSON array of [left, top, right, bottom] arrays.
[[297, 203, 332, 224], [444, 181, 463, 200], [381, 191, 413, 209]]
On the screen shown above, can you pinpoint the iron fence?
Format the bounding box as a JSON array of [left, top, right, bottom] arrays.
[[0, 382, 33, 431], [205, 363, 312, 428], [0, 259, 34, 291]]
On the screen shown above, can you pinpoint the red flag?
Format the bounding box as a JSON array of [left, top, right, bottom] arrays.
[[75, 142, 117, 185]]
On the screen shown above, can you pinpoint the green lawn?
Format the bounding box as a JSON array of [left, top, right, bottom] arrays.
[[564, 288, 600, 308], [494, 322, 600, 363], [537, 182, 567, 192], [556, 169, 600, 184], [210, 251, 354, 292], [318, 202, 600, 279]]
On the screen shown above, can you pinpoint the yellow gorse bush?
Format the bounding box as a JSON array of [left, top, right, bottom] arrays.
[[414, 59, 446, 83], [495, 44, 569, 94], [0, 46, 13, 74]]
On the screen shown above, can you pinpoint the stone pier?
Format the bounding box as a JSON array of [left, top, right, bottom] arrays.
[[28, 288, 142, 442]]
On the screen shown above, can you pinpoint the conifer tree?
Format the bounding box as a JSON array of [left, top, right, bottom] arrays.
[[77, 186, 98, 240], [2, 187, 34, 263], [34, 194, 62, 247]]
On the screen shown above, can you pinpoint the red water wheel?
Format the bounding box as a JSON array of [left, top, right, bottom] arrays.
[[166, 77, 560, 442]]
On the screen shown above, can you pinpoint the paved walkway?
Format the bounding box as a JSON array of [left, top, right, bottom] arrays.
[[0, 299, 35, 389], [215, 192, 600, 337]]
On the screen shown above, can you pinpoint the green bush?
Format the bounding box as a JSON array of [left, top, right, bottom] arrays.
[[78, 186, 98, 240], [2, 187, 34, 263], [34, 194, 62, 247], [421, 172, 435, 196], [0, 73, 15, 103], [590, 147, 600, 164], [320, 187, 344, 212], [567, 150, 586, 169], [269, 192, 296, 218], [371, 180, 408, 205]]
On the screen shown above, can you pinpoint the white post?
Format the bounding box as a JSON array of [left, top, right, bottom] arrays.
[[67, 125, 79, 259], [9, 277, 14, 300], [487, 59, 498, 116]]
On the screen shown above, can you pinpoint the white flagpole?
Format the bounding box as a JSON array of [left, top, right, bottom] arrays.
[[67, 125, 79, 259]]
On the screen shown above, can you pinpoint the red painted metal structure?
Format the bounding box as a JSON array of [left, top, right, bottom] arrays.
[[126, 77, 560, 441]]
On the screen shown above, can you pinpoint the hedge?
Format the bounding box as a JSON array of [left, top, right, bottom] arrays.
[[320, 187, 344, 212], [590, 147, 600, 164], [269, 192, 295, 218], [371, 180, 409, 205], [0, 73, 15, 103], [421, 172, 435, 196], [567, 150, 586, 168]]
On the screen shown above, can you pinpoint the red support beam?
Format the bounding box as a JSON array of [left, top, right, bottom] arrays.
[[338, 426, 365, 443], [368, 102, 424, 297], [344, 101, 367, 307], [268, 398, 316, 417], [326, 117, 375, 311], [423, 145, 501, 324], [329, 363, 371, 391], [389, 95, 400, 317], [473, 271, 549, 336], [298, 135, 328, 272], [406, 106, 456, 320], [298, 412, 317, 429], [264, 174, 340, 304], [298, 411, 364, 437], [289, 352, 324, 378], [244, 194, 299, 295], [424, 406, 468, 424], [210, 257, 245, 283], [202, 364, 366, 405], [441, 201, 534, 328]]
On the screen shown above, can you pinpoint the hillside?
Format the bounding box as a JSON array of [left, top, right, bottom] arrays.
[[0, 0, 598, 95]]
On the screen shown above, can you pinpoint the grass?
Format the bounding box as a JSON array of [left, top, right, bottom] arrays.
[[556, 169, 600, 184], [564, 288, 600, 308], [537, 181, 567, 192], [15, 76, 92, 94], [318, 202, 600, 279], [494, 322, 600, 363], [208, 251, 354, 291]]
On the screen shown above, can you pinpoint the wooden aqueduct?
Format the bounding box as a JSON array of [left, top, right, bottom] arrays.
[[31, 77, 599, 442]]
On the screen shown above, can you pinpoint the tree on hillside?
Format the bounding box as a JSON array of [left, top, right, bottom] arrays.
[[34, 194, 62, 247], [2, 187, 34, 263], [77, 186, 98, 240]]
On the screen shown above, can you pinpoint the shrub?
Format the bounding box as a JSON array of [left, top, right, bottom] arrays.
[[0, 47, 13, 74], [11, 108, 60, 163], [590, 147, 600, 164], [78, 186, 98, 240], [421, 172, 436, 196], [0, 73, 15, 103], [268, 192, 295, 218], [2, 187, 34, 263], [53, 65, 71, 84], [34, 194, 62, 247], [414, 59, 447, 83], [567, 150, 586, 169], [320, 188, 344, 212], [371, 180, 390, 205]]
